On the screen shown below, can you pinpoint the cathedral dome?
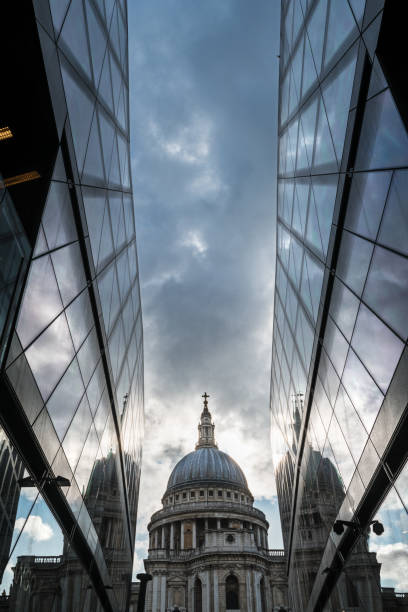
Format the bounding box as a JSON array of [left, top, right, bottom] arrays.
[[164, 393, 251, 496], [166, 446, 249, 491]]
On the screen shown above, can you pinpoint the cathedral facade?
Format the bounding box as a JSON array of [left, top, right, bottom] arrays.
[[144, 396, 288, 612]]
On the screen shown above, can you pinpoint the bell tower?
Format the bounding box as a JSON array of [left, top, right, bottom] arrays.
[[195, 392, 217, 449]]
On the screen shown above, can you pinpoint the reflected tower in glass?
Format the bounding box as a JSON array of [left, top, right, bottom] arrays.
[[271, 1, 408, 610], [0, 1, 143, 610]]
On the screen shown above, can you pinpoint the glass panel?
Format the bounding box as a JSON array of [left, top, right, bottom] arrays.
[[51, 242, 87, 306], [336, 231, 373, 296], [86, 361, 105, 415], [351, 303, 403, 393], [60, 0, 92, 79], [17, 255, 63, 348], [65, 290, 94, 350], [379, 170, 408, 256], [303, 253, 324, 321], [61, 393, 93, 471], [329, 278, 360, 341], [77, 328, 100, 387], [356, 89, 408, 170], [341, 349, 383, 433], [61, 60, 95, 172], [292, 179, 309, 236], [302, 34, 317, 96], [98, 107, 115, 179], [321, 44, 357, 163], [97, 46, 114, 112], [41, 181, 77, 251], [327, 415, 356, 489], [324, 317, 349, 377], [310, 174, 338, 255], [313, 99, 337, 169], [324, 1, 356, 66], [334, 384, 368, 464], [344, 170, 392, 239], [307, 0, 327, 74], [74, 425, 99, 495], [82, 111, 105, 183], [46, 358, 85, 440], [363, 246, 408, 340], [24, 313, 75, 401], [49, 0, 70, 35], [299, 96, 318, 168], [85, 0, 107, 85], [82, 186, 106, 266]]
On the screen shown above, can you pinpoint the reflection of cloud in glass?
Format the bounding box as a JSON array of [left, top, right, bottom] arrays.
[[370, 542, 408, 590], [14, 515, 53, 542]]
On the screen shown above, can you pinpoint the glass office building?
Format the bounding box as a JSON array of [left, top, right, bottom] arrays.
[[0, 1, 143, 610], [271, 1, 408, 610]]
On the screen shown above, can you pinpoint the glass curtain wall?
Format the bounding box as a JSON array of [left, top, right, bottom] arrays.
[[271, 1, 408, 610], [0, 1, 143, 610]]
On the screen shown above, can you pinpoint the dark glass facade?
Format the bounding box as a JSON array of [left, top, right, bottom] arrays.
[[0, 1, 143, 610], [271, 1, 408, 610]]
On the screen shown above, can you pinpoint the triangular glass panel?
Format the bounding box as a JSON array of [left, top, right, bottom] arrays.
[[116, 202, 126, 251], [25, 312, 75, 401], [283, 180, 294, 225], [367, 56, 388, 99], [296, 117, 310, 172], [46, 357, 85, 441], [128, 242, 138, 285], [61, 393, 92, 471], [325, 1, 356, 67], [82, 111, 105, 184], [85, 0, 107, 86], [97, 106, 115, 180], [110, 53, 122, 114], [109, 134, 121, 186], [379, 170, 408, 256], [304, 253, 324, 321], [61, 60, 95, 172], [313, 100, 337, 170], [105, 0, 115, 24], [33, 225, 49, 257], [322, 45, 358, 163], [291, 39, 304, 108], [98, 50, 114, 112], [109, 265, 121, 330], [293, 180, 309, 237], [306, 0, 327, 74], [310, 175, 338, 256], [300, 96, 318, 168], [302, 35, 317, 97], [348, 0, 365, 25], [117, 84, 127, 132], [41, 181, 77, 250], [52, 148, 66, 181], [117, 7, 127, 65], [60, 0, 92, 80], [121, 294, 134, 341], [97, 263, 114, 332], [362, 13, 382, 61], [82, 186, 106, 266], [306, 195, 324, 254], [49, 0, 70, 36], [293, 0, 303, 42], [287, 119, 299, 175], [65, 289, 94, 351], [117, 133, 130, 188], [116, 249, 130, 300], [77, 328, 100, 387], [51, 242, 87, 306], [356, 89, 408, 170], [108, 190, 122, 245], [16, 255, 63, 348], [97, 203, 114, 268], [123, 194, 135, 241], [300, 259, 314, 319], [109, 5, 121, 61]]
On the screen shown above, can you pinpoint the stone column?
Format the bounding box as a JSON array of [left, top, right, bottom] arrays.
[[152, 575, 159, 612], [161, 526, 165, 549], [246, 571, 253, 612], [256, 526, 260, 547], [188, 574, 194, 612], [192, 520, 197, 548], [216, 518, 221, 530], [205, 518, 208, 530], [181, 521, 184, 549], [155, 530, 159, 549], [160, 575, 166, 612], [254, 572, 262, 612], [213, 570, 219, 612], [170, 523, 174, 549]]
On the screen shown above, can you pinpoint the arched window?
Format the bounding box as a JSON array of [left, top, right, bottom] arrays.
[[225, 575, 239, 610], [194, 577, 202, 612]]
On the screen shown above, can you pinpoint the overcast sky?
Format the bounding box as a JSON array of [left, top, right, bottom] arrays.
[[128, 0, 282, 574]]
